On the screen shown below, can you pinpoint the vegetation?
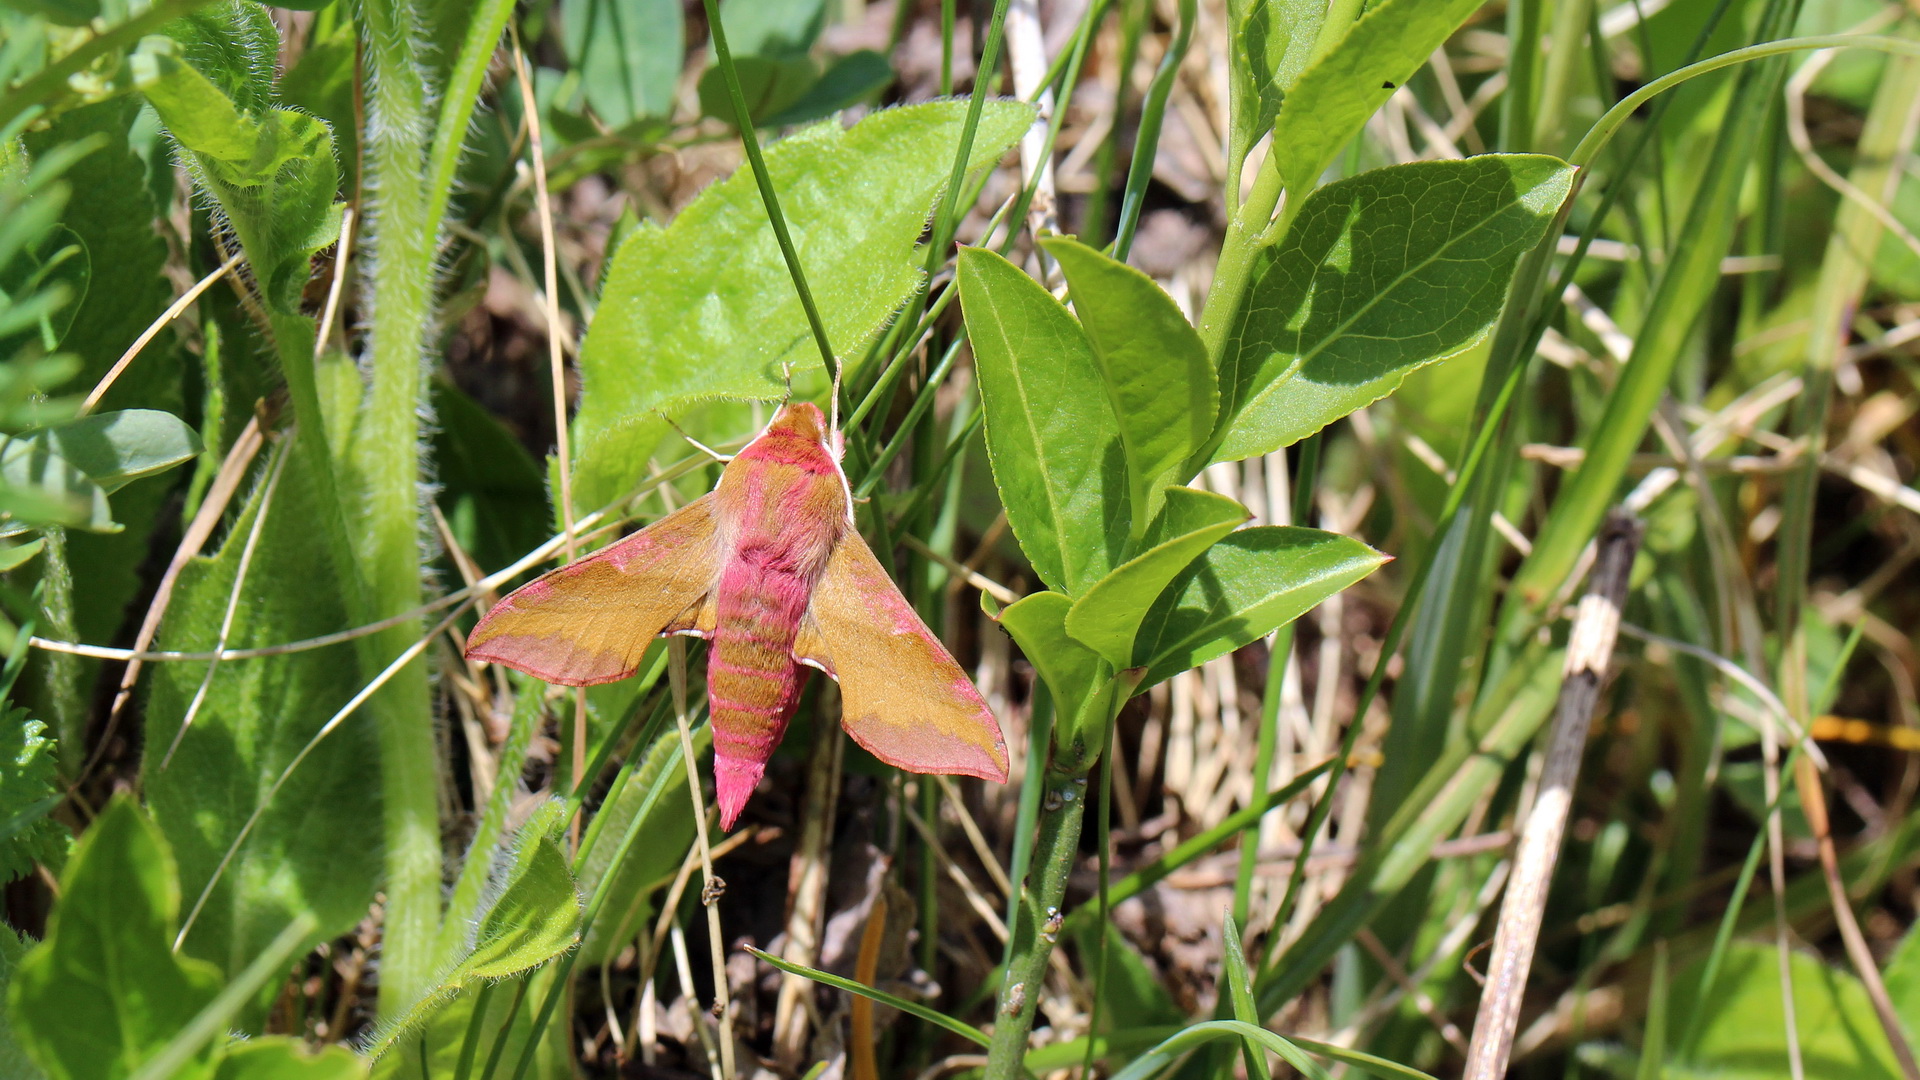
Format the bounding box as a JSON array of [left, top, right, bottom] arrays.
[[2, 0, 1919, 1078]]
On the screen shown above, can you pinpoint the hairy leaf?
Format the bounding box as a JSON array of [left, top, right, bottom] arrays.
[[0, 709, 67, 883]]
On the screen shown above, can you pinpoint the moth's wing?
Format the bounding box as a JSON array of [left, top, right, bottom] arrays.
[[467, 495, 721, 685], [796, 530, 1009, 782]]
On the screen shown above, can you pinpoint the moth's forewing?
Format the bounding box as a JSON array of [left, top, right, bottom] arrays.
[[796, 529, 1010, 783], [465, 494, 721, 685]]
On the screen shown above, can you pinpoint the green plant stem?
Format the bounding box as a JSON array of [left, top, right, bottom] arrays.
[[984, 762, 1093, 1079], [358, 0, 446, 1017], [1110, 0, 1194, 257]]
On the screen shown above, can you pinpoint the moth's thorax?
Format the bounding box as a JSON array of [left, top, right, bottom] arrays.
[[713, 402, 848, 572]]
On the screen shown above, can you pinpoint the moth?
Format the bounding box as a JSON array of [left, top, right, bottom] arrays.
[[465, 402, 1010, 829]]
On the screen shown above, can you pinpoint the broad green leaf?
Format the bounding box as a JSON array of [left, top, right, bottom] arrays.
[[144, 446, 380, 984], [1067, 921, 1183, 1031], [457, 803, 580, 982], [1064, 488, 1248, 666], [717, 0, 827, 59], [159, 1, 279, 114], [21, 409, 200, 493], [1214, 155, 1575, 463], [1041, 235, 1215, 535], [762, 50, 893, 127], [572, 100, 1032, 515], [997, 591, 1105, 723], [0, 0, 97, 27], [0, 434, 114, 532], [0, 709, 67, 883], [0, 925, 48, 1080], [1222, 917, 1271, 1080], [959, 246, 1127, 595], [1231, 0, 1322, 151], [131, 39, 267, 167], [564, 0, 683, 128], [212, 1040, 365, 1080], [1267, 0, 1484, 197], [1669, 943, 1905, 1079], [1133, 526, 1386, 688], [9, 798, 224, 1080], [577, 723, 702, 964], [697, 55, 819, 126]]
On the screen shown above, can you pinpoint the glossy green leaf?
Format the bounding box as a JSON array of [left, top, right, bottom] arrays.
[[959, 245, 1128, 595], [1041, 235, 1215, 534], [1267, 0, 1484, 197], [212, 1040, 365, 1080], [577, 724, 702, 964], [144, 447, 380, 982], [1669, 943, 1906, 1078], [22, 409, 199, 494], [1133, 526, 1386, 687], [1214, 155, 1575, 463], [998, 591, 1106, 722], [0, 709, 67, 883], [564, 0, 683, 128], [0, 434, 114, 532], [9, 797, 224, 1080], [571, 100, 1032, 515], [1231, 0, 1322, 151], [1222, 917, 1271, 1080], [1065, 488, 1248, 666]]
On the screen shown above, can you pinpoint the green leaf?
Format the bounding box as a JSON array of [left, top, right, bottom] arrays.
[[9, 797, 224, 1080], [0, 710, 67, 883], [0, 537, 42, 572], [430, 380, 550, 574], [761, 50, 893, 127], [1064, 488, 1248, 666], [564, 0, 683, 128], [0, 924, 48, 1080], [716, 0, 827, 60], [1067, 920, 1183, 1031], [1108, 1021, 1329, 1080], [697, 54, 819, 126], [572, 100, 1033, 515], [1041, 235, 1216, 536], [1132, 526, 1386, 688], [144, 446, 380, 984], [1214, 155, 1575, 463], [136, 12, 342, 315], [576, 723, 702, 964], [959, 245, 1128, 595], [1222, 917, 1272, 1080], [212, 1040, 365, 1080], [456, 803, 580, 982], [25, 409, 200, 494], [997, 591, 1106, 723], [1669, 943, 1906, 1078], [1267, 0, 1485, 198], [1231, 0, 1322, 151], [0, 434, 114, 532], [0, 0, 95, 26]]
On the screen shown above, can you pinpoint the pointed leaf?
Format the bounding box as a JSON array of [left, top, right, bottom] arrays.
[[1215, 155, 1575, 462], [1267, 0, 1485, 197], [1041, 235, 1215, 532], [1065, 488, 1248, 666], [1133, 526, 1386, 688], [572, 100, 1032, 515], [0, 434, 114, 532], [1223, 917, 1272, 1080], [8, 798, 224, 1080], [959, 245, 1127, 594], [0, 709, 67, 883], [457, 805, 580, 982], [578, 723, 703, 963], [1232, 0, 1323, 151]]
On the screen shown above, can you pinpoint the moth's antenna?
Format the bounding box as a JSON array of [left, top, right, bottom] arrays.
[[655, 409, 732, 464]]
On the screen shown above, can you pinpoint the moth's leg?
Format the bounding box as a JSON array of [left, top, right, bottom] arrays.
[[656, 409, 732, 463]]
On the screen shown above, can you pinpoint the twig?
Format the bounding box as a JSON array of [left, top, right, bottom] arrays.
[[1462, 510, 1642, 1080], [79, 252, 242, 416], [669, 637, 735, 1078]]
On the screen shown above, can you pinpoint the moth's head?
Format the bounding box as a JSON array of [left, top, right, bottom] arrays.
[[771, 401, 835, 454]]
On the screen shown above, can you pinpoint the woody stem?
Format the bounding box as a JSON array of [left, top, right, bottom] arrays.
[[983, 762, 1090, 1079]]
